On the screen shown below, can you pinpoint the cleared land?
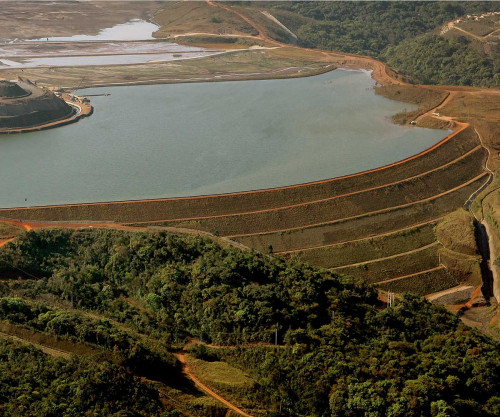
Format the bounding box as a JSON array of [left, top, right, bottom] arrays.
[[182, 352, 258, 416], [153, 1, 257, 39], [0, 1, 161, 40], [0, 222, 23, 239]]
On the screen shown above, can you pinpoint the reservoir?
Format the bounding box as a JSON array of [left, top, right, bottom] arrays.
[[0, 69, 449, 208]]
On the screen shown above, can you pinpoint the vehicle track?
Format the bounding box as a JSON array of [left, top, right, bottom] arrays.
[[0, 329, 71, 359]]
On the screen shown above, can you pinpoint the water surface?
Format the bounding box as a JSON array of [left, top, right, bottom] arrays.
[[30, 19, 160, 42], [0, 70, 449, 208], [0, 51, 220, 69]]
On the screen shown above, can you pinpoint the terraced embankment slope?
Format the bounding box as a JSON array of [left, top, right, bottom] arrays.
[[0, 122, 489, 297], [0, 1, 497, 299]]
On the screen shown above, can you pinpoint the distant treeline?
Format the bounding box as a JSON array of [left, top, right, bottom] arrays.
[[269, 1, 500, 87]]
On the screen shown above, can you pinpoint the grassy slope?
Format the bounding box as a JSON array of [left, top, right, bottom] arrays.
[[335, 244, 441, 283], [0, 222, 23, 239], [235, 176, 488, 252], [379, 267, 461, 295], [153, 1, 257, 38], [437, 209, 478, 256], [288, 222, 437, 268]]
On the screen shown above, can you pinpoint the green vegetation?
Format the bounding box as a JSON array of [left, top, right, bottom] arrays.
[[0, 221, 23, 239], [0, 229, 499, 416], [267, 1, 500, 86], [220, 294, 499, 416], [384, 34, 498, 87], [0, 339, 163, 417], [0, 229, 363, 344], [294, 223, 437, 269], [0, 297, 177, 380]]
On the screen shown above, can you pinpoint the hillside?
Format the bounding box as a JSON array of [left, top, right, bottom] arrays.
[[0, 228, 499, 416], [250, 1, 500, 87]]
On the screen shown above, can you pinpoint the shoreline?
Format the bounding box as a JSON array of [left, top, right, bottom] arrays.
[[68, 62, 336, 90], [0, 44, 492, 217]]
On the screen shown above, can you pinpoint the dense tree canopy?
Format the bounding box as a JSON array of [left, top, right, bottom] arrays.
[[0, 340, 164, 417], [269, 1, 500, 87], [0, 229, 499, 416]]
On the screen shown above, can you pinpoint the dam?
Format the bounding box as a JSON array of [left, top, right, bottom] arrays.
[[0, 69, 448, 208]]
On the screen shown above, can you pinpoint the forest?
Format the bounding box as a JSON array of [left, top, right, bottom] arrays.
[[0, 229, 499, 416], [269, 1, 500, 87], [0, 340, 165, 417]]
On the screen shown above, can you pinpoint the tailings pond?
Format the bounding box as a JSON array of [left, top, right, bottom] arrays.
[[0, 20, 217, 69], [0, 69, 450, 208]]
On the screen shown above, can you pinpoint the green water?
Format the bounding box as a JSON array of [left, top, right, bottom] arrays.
[[0, 69, 449, 208]]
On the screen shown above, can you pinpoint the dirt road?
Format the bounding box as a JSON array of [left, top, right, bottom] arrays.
[[175, 344, 254, 417], [0, 219, 250, 252]]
